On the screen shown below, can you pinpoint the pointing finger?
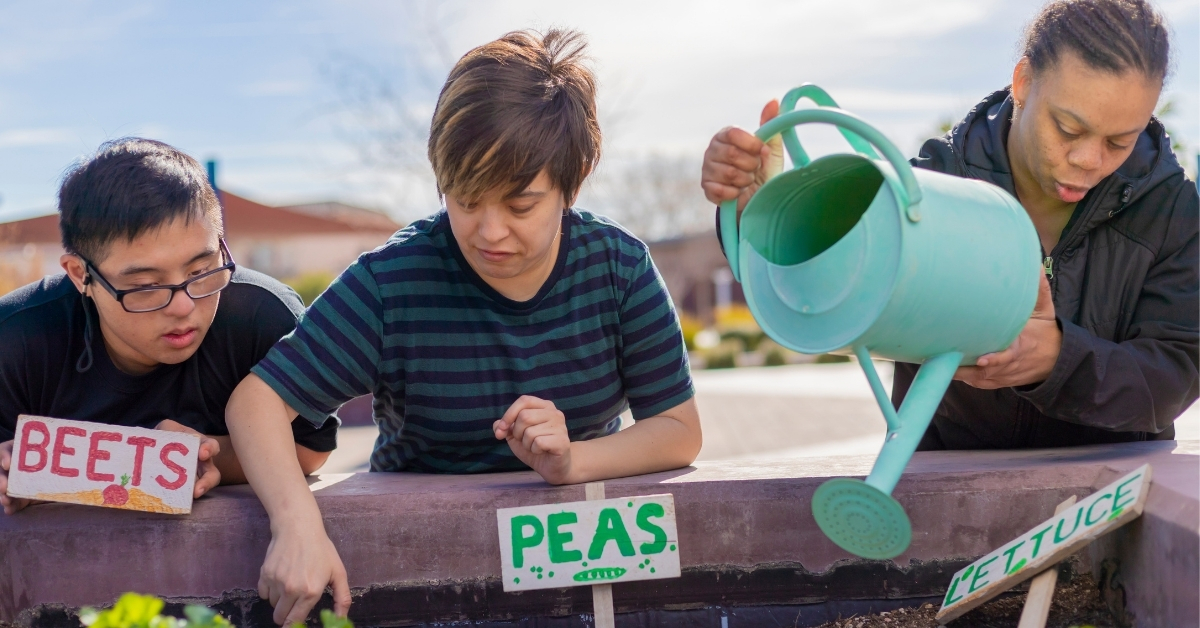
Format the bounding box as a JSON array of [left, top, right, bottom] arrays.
[[331, 563, 352, 618]]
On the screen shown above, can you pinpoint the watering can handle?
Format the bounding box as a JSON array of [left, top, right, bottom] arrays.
[[778, 84, 881, 166], [719, 107, 924, 281]]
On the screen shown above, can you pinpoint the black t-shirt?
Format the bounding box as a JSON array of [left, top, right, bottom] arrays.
[[0, 268, 338, 450]]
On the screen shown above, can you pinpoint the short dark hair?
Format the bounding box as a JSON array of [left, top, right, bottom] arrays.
[[1021, 0, 1170, 80], [427, 28, 601, 204], [58, 138, 222, 262]]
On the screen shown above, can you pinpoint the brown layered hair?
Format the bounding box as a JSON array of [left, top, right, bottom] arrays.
[[428, 29, 601, 204]]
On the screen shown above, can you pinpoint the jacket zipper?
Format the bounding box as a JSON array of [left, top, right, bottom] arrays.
[[1042, 177, 1117, 294]]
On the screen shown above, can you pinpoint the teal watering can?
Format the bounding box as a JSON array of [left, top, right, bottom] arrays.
[[719, 85, 1040, 560]]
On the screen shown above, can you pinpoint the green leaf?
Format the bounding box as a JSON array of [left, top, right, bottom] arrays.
[[320, 609, 354, 628], [78, 593, 165, 628], [182, 605, 230, 627]]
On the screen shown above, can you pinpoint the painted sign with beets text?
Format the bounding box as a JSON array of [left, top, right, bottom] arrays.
[[497, 494, 680, 592], [936, 464, 1152, 624], [7, 415, 199, 515]]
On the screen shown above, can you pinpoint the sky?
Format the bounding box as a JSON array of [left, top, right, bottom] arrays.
[[0, 0, 1196, 224]]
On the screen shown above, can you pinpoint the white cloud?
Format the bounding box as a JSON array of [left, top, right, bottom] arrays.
[[0, 127, 76, 148]]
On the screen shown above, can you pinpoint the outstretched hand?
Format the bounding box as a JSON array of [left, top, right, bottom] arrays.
[[955, 272, 1062, 389], [494, 396, 574, 485], [155, 419, 222, 499], [701, 99, 784, 213]]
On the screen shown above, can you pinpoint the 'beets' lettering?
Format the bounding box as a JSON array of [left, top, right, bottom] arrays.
[[51, 426, 86, 477], [17, 420, 50, 473], [155, 442, 189, 490], [126, 436, 157, 487], [86, 431, 122, 482]]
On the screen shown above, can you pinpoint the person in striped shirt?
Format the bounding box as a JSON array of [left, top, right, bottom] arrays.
[[225, 29, 701, 624]]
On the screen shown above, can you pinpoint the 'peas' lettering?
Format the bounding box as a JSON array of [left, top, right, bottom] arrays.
[[511, 515, 544, 568], [548, 512, 582, 564], [636, 502, 668, 554], [588, 508, 635, 560]]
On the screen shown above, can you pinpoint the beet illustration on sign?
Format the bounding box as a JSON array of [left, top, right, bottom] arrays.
[[103, 474, 132, 506], [6, 415, 200, 515]]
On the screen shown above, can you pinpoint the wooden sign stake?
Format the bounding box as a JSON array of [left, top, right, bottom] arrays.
[[1016, 495, 1077, 628], [586, 481, 616, 628]]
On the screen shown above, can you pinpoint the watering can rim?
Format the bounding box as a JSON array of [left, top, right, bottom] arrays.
[[719, 104, 923, 282]]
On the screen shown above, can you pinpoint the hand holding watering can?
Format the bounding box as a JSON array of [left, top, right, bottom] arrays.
[[704, 85, 1042, 559]]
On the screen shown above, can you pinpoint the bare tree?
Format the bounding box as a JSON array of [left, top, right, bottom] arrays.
[[580, 154, 711, 242], [319, 1, 458, 221]]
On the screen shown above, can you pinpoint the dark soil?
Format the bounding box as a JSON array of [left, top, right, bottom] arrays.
[[815, 571, 1118, 628]]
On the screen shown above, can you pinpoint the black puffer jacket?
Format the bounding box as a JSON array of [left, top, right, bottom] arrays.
[[895, 88, 1199, 449]]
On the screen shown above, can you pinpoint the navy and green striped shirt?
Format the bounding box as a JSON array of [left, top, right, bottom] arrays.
[[252, 209, 694, 473]]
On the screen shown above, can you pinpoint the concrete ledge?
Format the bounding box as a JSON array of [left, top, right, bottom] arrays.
[[2, 440, 1196, 626]]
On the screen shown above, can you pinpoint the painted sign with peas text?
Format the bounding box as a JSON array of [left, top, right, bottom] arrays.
[[936, 464, 1152, 624], [7, 415, 199, 515], [497, 494, 680, 591]]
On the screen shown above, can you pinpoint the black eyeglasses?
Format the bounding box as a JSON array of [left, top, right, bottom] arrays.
[[83, 239, 237, 313]]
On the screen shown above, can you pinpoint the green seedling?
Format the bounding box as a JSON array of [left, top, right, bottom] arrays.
[[80, 593, 231, 628]]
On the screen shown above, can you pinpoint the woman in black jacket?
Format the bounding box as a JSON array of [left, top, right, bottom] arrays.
[[702, 0, 1198, 449]]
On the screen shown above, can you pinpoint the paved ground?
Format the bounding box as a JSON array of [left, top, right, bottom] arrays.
[[318, 361, 1200, 474]]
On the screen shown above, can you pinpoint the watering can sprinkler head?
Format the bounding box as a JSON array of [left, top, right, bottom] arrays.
[[720, 85, 1042, 559]]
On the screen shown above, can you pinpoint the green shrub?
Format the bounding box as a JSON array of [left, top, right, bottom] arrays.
[[285, 271, 337, 306], [815, 353, 851, 364], [719, 330, 768, 352], [764, 346, 787, 366]]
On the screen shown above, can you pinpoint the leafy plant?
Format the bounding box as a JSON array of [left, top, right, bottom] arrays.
[[319, 609, 354, 628], [81, 592, 229, 628], [79, 592, 355, 628]]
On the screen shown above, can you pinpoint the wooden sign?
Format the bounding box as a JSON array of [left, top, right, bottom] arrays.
[[496, 491, 680, 592], [936, 464, 1152, 624], [6, 415, 200, 515]]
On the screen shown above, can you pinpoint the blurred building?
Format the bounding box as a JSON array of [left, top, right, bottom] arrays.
[[220, 194, 399, 279], [0, 193, 401, 295], [647, 229, 745, 326]]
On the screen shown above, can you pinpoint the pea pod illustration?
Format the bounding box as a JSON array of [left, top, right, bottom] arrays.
[[573, 566, 627, 582]]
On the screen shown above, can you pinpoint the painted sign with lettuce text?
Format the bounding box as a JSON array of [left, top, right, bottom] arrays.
[[497, 494, 680, 592], [7, 415, 199, 515], [936, 464, 1152, 624]]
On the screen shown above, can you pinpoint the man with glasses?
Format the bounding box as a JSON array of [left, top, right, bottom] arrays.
[[0, 138, 338, 514]]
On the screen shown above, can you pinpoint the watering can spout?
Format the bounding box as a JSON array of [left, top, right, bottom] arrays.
[[862, 351, 961, 495], [810, 350, 962, 560]]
